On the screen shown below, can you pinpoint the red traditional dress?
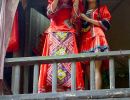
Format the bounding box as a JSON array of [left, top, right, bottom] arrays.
[[80, 5, 111, 54], [80, 5, 111, 71], [38, 0, 84, 92]]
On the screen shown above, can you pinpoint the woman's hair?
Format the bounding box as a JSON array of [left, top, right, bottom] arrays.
[[84, 0, 101, 19], [84, 0, 100, 12]]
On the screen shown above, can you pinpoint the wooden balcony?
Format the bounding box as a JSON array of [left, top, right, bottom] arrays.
[[0, 0, 130, 99], [0, 50, 130, 99]]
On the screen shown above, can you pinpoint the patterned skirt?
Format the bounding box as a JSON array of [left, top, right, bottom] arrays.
[[80, 33, 109, 70], [80, 36, 109, 53], [38, 32, 84, 93]]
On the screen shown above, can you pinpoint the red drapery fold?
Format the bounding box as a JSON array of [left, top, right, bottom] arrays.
[[7, 10, 19, 52]]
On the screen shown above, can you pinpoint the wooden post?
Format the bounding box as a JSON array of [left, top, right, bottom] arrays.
[[109, 58, 115, 89], [52, 63, 57, 92], [11, 52, 20, 94], [71, 62, 76, 91], [90, 60, 95, 90], [23, 0, 30, 93], [11, 65, 20, 94], [33, 64, 39, 93]]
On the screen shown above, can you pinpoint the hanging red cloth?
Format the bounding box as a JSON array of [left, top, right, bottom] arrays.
[[7, 10, 19, 52]]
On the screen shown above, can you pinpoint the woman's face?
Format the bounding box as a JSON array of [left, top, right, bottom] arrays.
[[87, 0, 97, 9], [87, 0, 96, 3]]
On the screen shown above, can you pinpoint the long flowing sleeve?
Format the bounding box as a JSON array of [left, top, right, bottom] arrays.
[[47, 0, 56, 18], [71, 0, 84, 33], [71, 0, 83, 20], [99, 5, 111, 31]]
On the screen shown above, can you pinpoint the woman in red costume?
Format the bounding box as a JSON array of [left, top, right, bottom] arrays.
[[80, 0, 111, 89], [38, 0, 84, 92]]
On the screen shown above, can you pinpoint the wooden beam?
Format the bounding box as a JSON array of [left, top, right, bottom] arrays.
[[1, 88, 130, 99], [4, 50, 130, 66]]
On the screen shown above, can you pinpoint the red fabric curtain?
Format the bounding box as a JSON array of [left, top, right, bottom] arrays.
[[7, 10, 19, 52], [0, 0, 19, 79]]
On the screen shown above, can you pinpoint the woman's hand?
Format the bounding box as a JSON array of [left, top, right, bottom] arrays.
[[71, 0, 80, 25], [51, 0, 59, 12], [73, 0, 79, 14], [80, 13, 100, 26], [80, 13, 90, 22]]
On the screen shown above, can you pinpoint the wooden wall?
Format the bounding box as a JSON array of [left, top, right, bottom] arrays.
[[107, 0, 130, 50]]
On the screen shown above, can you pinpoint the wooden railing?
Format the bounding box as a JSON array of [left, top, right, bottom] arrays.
[[1, 50, 130, 99]]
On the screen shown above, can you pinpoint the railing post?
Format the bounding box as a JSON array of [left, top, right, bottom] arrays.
[[33, 64, 39, 93], [109, 58, 115, 89], [71, 62, 76, 91], [128, 58, 130, 88], [52, 63, 57, 92], [90, 60, 95, 90], [11, 52, 20, 94], [11, 65, 20, 94]]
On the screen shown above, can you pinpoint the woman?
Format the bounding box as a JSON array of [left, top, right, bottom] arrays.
[[80, 0, 111, 89], [38, 0, 84, 92]]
